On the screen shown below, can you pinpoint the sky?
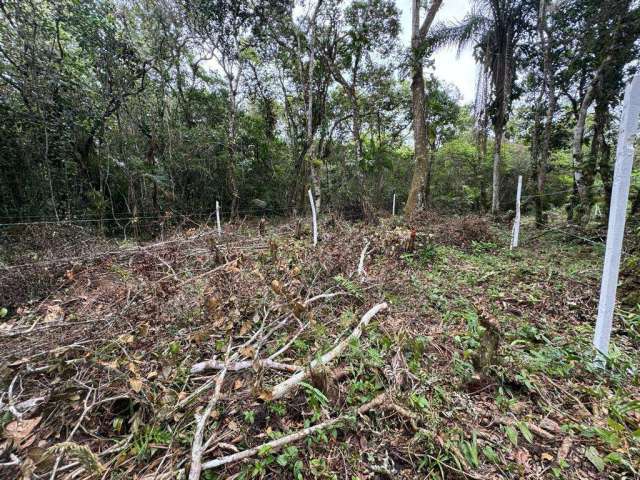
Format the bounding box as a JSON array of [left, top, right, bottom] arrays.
[[396, 0, 477, 104]]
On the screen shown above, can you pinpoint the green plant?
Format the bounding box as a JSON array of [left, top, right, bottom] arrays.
[[459, 432, 480, 468], [267, 402, 286, 417], [333, 275, 362, 298], [131, 425, 172, 460], [276, 446, 303, 479], [243, 410, 256, 425], [409, 393, 429, 412]]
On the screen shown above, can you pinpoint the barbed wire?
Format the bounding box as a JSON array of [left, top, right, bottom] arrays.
[[520, 188, 576, 200], [0, 227, 274, 271], [0, 206, 297, 227]]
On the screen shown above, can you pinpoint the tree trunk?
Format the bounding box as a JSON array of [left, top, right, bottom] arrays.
[[350, 88, 373, 221], [490, 24, 514, 216], [570, 56, 610, 225], [404, 0, 442, 216], [531, 100, 543, 224], [536, 0, 555, 226], [405, 63, 429, 216], [491, 124, 503, 214], [227, 84, 240, 218], [304, 0, 322, 212], [599, 135, 612, 218]]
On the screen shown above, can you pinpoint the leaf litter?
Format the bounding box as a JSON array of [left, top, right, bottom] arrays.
[[0, 214, 638, 479]]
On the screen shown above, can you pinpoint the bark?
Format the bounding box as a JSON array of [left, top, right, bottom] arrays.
[[404, 0, 443, 216], [536, 0, 555, 226], [490, 24, 514, 215], [571, 56, 611, 224], [304, 1, 323, 212], [227, 77, 240, 219], [599, 135, 613, 217]]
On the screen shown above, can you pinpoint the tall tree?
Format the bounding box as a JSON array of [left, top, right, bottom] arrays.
[[324, 0, 400, 220], [556, 0, 640, 224], [181, 0, 260, 218], [432, 0, 534, 214], [404, 0, 443, 216]]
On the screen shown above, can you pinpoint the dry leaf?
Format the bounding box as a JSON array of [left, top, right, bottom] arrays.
[[44, 305, 64, 323], [99, 360, 119, 370], [258, 390, 273, 401], [129, 378, 143, 393], [239, 321, 252, 336], [271, 280, 284, 295], [233, 379, 244, 390], [239, 346, 254, 359], [3, 417, 41, 446], [118, 334, 135, 344], [540, 418, 561, 434], [515, 448, 530, 468], [541, 452, 554, 462], [205, 296, 220, 312], [557, 436, 573, 462], [291, 301, 306, 319], [189, 331, 209, 344], [138, 323, 149, 336]]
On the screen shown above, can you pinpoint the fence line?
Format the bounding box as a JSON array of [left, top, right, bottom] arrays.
[[0, 228, 275, 271], [0, 206, 296, 228]]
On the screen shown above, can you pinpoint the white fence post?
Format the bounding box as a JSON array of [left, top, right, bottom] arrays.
[[216, 200, 222, 236], [593, 72, 640, 358], [510, 175, 522, 249], [392, 193, 396, 216], [308, 189, 318, 246]]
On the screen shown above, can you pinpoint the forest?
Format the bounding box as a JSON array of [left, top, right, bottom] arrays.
[[0, 0, 637, 225], [1, 0, 640, 479]]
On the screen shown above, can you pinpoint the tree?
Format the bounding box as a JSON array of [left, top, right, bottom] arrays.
[[531, 0, 556, 225], [181, 0, 262, 218], [324, 0, 400, 220], [404, 0, 443, 216], [432, 0, 535, 214], [554, 0, 640, 224]]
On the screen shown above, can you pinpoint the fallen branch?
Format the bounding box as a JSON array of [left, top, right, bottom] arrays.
[[202, 393, 387, 471], [303, 291, 348, 308], [267, 302, 388, 400], [357, 240, 370, 277], [191, 358, 301, 374], [188, 348, 231, 480]]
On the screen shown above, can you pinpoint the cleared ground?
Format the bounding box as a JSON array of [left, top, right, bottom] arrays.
[[1, 213, 639, 479]]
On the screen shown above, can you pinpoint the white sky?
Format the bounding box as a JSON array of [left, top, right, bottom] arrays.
[[396, 0, 476, 104]]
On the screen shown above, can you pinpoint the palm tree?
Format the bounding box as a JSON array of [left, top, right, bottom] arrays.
[[431, 0, 534, 214]]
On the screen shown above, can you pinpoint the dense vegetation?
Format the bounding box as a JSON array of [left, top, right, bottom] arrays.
[[1, 0, 638, 228]]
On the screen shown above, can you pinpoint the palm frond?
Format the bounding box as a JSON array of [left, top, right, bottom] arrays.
[[428, 11, 491, 56]]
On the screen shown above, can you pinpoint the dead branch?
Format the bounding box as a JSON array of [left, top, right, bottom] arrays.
[[303, 291, 349, 308], [268, 321, 309, 360], [190, 358, 301, 374], [188, 362, 229, 480], [201, 393, 387, 471], [267, 302, 388, 400], [357, 240, 370, 278]]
